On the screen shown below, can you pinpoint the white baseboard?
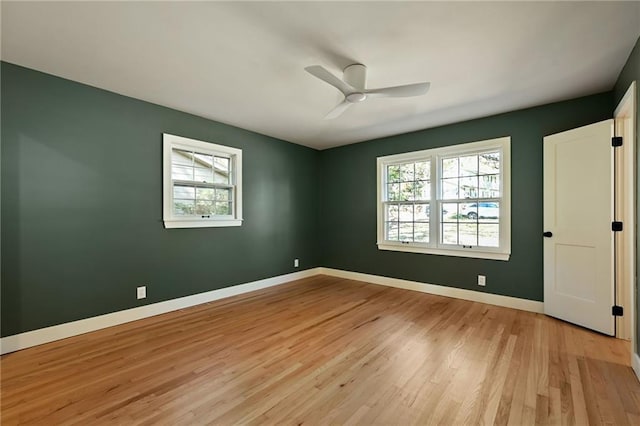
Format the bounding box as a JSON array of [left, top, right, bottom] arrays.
[[1, 267, 545, 355], [319, 267, 544, 314], [633, 352, 640, 382], [0, 268, 321, 355]]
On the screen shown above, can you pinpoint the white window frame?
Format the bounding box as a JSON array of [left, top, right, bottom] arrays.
[[163, 133, 243, 229], [376, 136, 511, 261]]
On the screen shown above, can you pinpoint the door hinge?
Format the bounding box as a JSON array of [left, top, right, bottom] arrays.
[[612, 221, 623, 232], [612, 136, 623, 147], [612, 305, 624, 316]]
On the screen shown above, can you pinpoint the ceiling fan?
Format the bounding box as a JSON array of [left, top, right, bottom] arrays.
[[305, 64, 430, 119]]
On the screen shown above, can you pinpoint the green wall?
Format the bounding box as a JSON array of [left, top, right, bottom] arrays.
[[1, 58, 625, 338], [614, 35, 640, 352], [1, 62, 320, 337], [318, 92, 613, 302]]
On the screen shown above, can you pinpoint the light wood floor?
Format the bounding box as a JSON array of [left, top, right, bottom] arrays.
[[2, 275, 639, 425]]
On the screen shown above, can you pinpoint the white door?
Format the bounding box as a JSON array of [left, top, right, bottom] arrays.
[[543, 120, 615, 335]]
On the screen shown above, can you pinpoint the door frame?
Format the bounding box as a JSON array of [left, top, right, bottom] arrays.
[[613, 81, 636, 370]]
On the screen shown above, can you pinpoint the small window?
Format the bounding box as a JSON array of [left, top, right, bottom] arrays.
[[377, 137, 510, 260], [163, 134, 242, 228]]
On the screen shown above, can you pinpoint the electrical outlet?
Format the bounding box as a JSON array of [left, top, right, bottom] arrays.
[[478, 275, 486, 287], [137, 286, 147, 300], [294, 258, 299, 268]]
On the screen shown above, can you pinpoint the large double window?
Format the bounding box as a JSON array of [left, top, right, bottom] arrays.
[[163, 133, 242, 228], [377, 137, 510, 260]]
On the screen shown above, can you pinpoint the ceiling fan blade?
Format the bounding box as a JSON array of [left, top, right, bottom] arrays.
[[366, 82, 431, 98], [324, 100, 352, 120], [305, 65, 355, 96]]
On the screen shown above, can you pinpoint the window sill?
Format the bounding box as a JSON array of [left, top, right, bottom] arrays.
[[164, 219, 243, 229], [377, 243, 510, 261]]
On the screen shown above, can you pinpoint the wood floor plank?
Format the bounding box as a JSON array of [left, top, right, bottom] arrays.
[[2, 275, 639, 425]]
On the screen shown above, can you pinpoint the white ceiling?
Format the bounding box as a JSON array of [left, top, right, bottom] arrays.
[[2, 1, 639, 150]]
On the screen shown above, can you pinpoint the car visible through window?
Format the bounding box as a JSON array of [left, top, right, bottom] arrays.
[[461, 202, 499, 219]]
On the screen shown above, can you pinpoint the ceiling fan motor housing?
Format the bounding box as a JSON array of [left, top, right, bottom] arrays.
[[346, 92, 367, 103], [343, 64, 367, 91]]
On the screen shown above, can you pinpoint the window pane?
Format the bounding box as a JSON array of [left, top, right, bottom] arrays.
[[172, 165, 194, 181], [173, 185, 195, 199], [478, 202, 500, 221], [172, 149, 193, 166], [459, 176, 478, 199], [400, 182, 415, 201], [442, 203, 458, 222], [442, 158, 458, 178], [415, 161, 430, 180], [387, 183, 400, 201], [215, 202, 232, 215], [194, 166, 214, 183], [442, 223, 458, 245], [414, 203, 429, 221], [441, 178, 458, 199], [414, 223, 429, 243], [459, 202, 478, 221], [196, 187, 214, 200], [415, 180, 430, 200], [214, 156, 229, 171], [399, 222, 413, 241], [195, 200, 214, 215], [479, 224, 500, 247], [400, 163, 414, 181], [399, 204, 413, 222], [479, 152, 500, 174], [459, 223, 478, 246], [214, 157, 230, 184], [386, 222, 399, 240], [194, 153, 212, 164], [479, 174, 500, 198], [387, 165, 400, 183], [214, 173, 229, 185], [190, 153, 213, 183], [386, 204, 399, 222], [459, 155, 478, 177], [438, 201, 501, 248], [215, 188, 231, 201], [174, 200, 194, 215]]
